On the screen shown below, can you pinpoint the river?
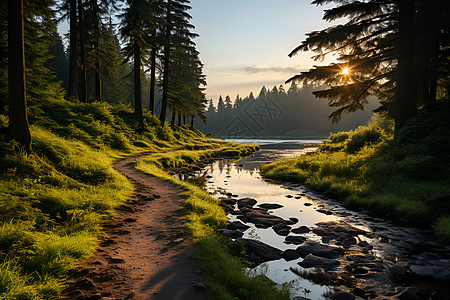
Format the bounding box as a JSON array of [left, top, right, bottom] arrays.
[[176, 140, 450, 299]]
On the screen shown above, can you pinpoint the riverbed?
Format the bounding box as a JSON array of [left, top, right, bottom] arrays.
[[177, 141, 450, 299]]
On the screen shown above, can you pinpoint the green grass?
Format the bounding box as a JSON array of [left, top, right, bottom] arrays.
[[262, 103, 450, 242], [135, 153, 289, 300], [0, 97, 286, 299]]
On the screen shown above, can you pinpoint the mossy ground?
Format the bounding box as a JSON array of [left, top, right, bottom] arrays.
[[262, 102, 450, 242], [0, 98, 288, 299]]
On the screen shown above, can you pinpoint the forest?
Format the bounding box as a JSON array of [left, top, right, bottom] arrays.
[[1, 0, 450, 299], [198, 84, 378, 139]]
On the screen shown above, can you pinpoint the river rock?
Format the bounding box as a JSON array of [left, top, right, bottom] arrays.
[[331, 292, 355, 300], [284, 235, 307, 245], [227, 221, 250, 231], [239, 239, 282, 263], [292, 226, 310, 234], [390, 287, 420, 300], [237, 198, 257, 209], [218, 229, 244, 239], [272, 223, 291, 236], [303, 202, 313, 206], [258, 203, 284, 210], [316, 209, 333, 215], [299, 254, 340, 270], [357, 240, 373, 251], [281, 249, 302, 261], [409, 264, 450, 281], [288, 217, 299, 224], [296, 241, 345, 259], [313, 221, 365, 246], [244, 211, 285, 227], [220, 198, 237, 206], [384, 261, 407, 276]]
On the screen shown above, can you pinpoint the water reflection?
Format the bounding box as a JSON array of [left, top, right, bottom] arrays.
[[174, 142, 448, 299]]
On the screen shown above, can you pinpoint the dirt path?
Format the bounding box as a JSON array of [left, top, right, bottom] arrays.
[[64, 152, 210, 300]]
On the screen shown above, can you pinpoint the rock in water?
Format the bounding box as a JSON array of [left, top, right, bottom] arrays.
[[258, 203, 284, 210], [292, 226, 310, 234], [296, 241, 344, 259], [239, 239, 282, 263], [409, 265, 450, 281], [299, 254, 340, 270], [237, 198, 257, 209]]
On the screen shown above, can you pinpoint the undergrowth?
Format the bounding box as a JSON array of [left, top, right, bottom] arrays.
[[262, 102, 450, 242]]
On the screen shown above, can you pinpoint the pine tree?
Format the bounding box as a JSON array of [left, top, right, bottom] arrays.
[[1, 0, 64, 113], [120, 0, 157, 129], [224, 95, 232, 110], [159, 0, 206, 127], [287, 0, 449, 130], [47, 33, 69, 92], [217, 95, 225, 114], [68, 0, 78, 100]]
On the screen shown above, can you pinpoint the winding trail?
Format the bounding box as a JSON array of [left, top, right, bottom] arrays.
[[64, 152, 210, 300]]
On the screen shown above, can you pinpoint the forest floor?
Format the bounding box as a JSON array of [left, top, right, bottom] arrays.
[[63, 152, 210, 300]]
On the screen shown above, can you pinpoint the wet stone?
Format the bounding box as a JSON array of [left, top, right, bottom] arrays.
[[288, 217, 299, 224], [284, 235, 307, 245], [237, 198, 257, 209], [299, 254, 340, 270], [291, 226, 310, 234], [316, 209, 333, 215], [385, 261, 407, 276], [409, 264, 450, 281], [286, 195, 293, 198], [227, 221, 250, 231], [281, 249, 302, 261], [296, 241, 345, 259], [258, 203, 284, 210], [219, 229, 244, 239], [303, 203, 313, 206], [239, 238, 282, 263], [331, 292, 355, 300]]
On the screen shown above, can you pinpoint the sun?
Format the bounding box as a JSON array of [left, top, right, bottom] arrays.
[[341, 68, 350, 75]]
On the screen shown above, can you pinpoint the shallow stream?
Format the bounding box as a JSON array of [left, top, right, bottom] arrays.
[[176, 141, 450, 299]]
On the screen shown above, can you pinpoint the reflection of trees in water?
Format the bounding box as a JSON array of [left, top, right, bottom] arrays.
[[218, 160, 224, 173]]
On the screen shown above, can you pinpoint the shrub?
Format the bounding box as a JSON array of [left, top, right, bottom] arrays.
[[344, 126, 384, 153]]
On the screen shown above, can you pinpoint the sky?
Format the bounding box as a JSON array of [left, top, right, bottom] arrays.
[[188, 0, 338, 102], [58, 1, 339, 103]]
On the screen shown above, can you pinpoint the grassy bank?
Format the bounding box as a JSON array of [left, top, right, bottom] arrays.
[[135, 153, 289, 300], [262, 101, 450, 242], [0, 97, 286, 299]]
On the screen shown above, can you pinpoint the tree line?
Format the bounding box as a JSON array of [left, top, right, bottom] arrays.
[[199, 83, 377, 138], [1, 0, 207, 150], [288, 0, 449, 134]]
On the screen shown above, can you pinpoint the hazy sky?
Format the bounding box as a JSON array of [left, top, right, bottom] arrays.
[[189, 0, 337, 101]]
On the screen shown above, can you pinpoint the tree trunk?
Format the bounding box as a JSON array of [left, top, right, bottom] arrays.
[[177, 112, 181, 126], [427, 36, 439, 106], [170, 111, 175, 126], [190, 116, 194, 128], [159, 0, 171, 125], [68, 0, 78, 100], [78, 0, 87, 103], [94, 39, 102, 102], [134, 42, 144, 130], [183, 114, 186, 125], [8, 0, 31, 150], [149, 42, 157, 114], [395, 0, 417, 132]]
